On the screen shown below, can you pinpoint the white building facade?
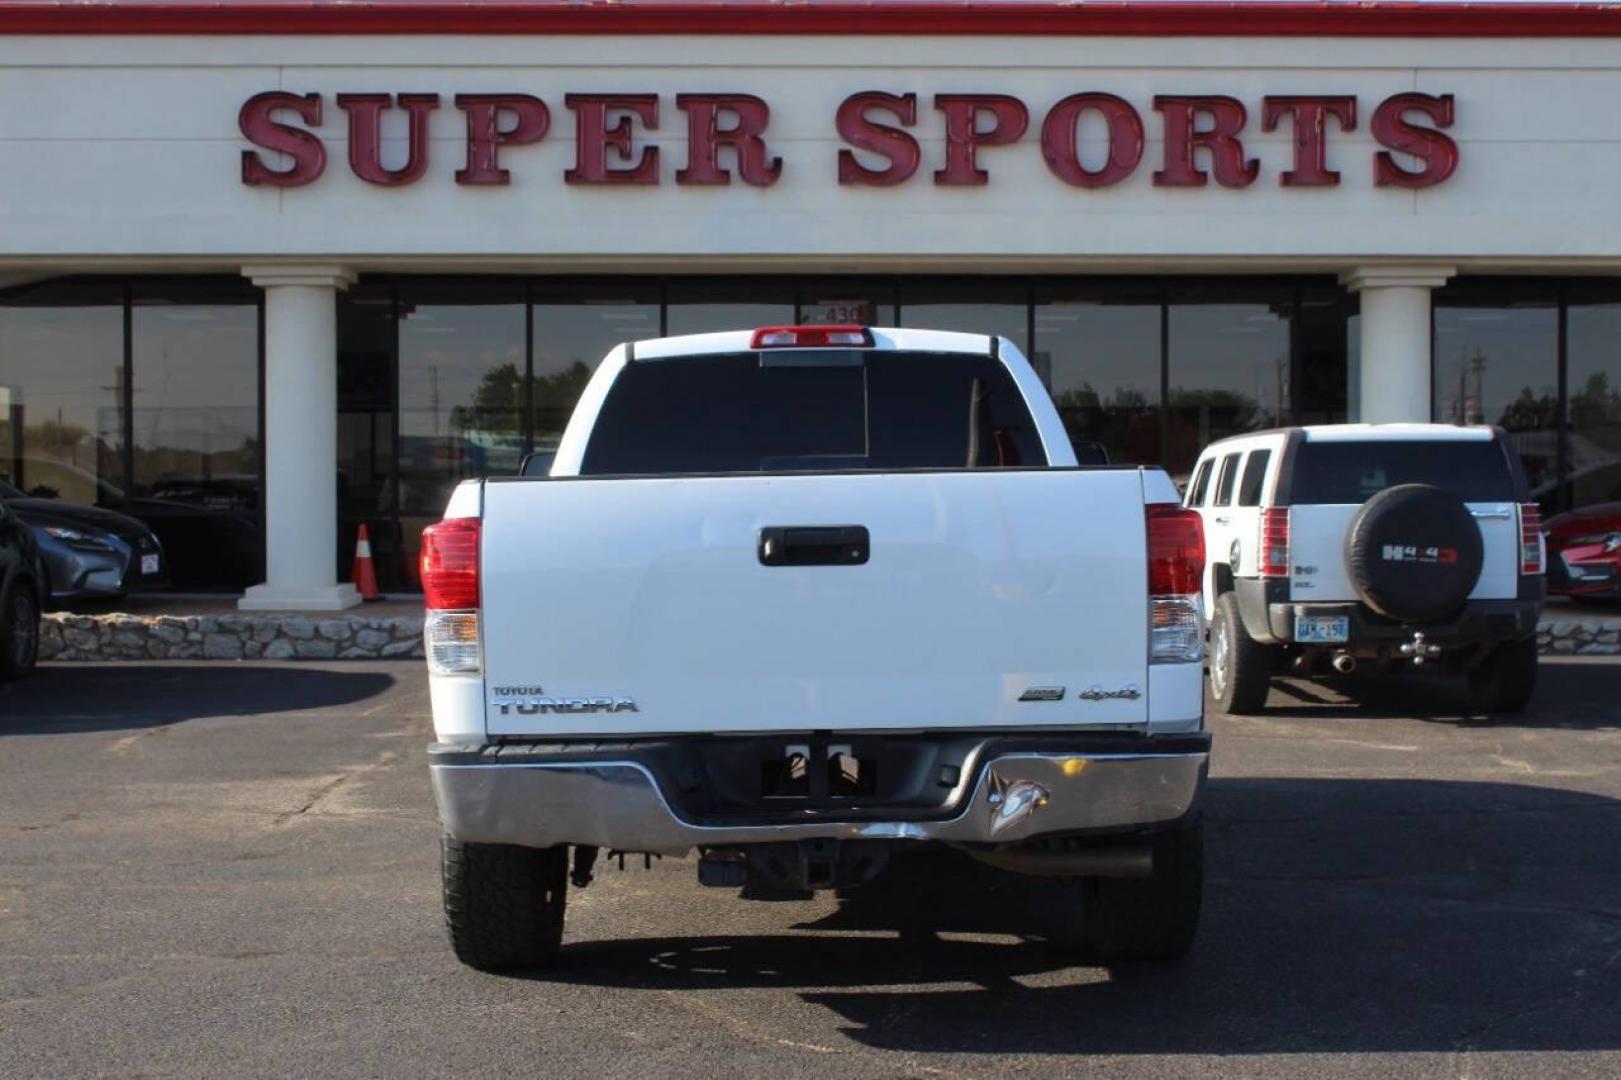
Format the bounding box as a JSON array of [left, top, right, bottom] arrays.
[[0, 2, 1617, 606]]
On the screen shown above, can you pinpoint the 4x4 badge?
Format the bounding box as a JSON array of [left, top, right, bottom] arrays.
[[1078, 683, 1141, 701]]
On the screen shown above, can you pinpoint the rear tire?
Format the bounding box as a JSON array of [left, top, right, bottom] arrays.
[[441, 837, 568, 972], [0, 581, 40, 681], [1080, 823, 1204, 962], [1207, 591, 1271, 715], [1466, 636, 1539, 715]]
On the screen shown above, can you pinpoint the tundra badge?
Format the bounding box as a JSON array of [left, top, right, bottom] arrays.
[[491, 686, 638, 715]]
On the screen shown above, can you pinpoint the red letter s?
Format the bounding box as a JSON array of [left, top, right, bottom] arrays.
[[1373, 93, 1458, 189], [240, 92, 325, 187], [836, 92, 920, 186]]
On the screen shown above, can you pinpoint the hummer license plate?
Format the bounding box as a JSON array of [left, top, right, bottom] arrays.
[[1295, 616, 1349, 644]]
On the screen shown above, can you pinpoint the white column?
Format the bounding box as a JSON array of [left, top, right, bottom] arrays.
[[239, 265, 360, 612], [1339, 265, 1455, 424]]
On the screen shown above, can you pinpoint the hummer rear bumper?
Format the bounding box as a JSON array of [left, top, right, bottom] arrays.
[[1234, 576, 1544, 648]]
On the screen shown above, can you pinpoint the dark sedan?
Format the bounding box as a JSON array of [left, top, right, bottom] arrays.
[[0, 480, 168, 602], [1546, 502, 1621, 601], [0, 496, 42, 678]]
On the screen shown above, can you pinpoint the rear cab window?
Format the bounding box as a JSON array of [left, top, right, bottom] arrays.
[[1213, 452, 1242, 506], [581, 349, 1046, 475], [1286, 439, 1518, 505]]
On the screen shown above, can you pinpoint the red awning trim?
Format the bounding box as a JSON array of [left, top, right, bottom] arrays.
[[0, 2, 1619, 38]]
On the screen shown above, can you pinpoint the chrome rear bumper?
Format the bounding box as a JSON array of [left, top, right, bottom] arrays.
[[430, 747, 1207, 855]]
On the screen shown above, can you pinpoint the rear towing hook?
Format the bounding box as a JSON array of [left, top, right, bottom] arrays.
[[1397, 631, 1444, 666]]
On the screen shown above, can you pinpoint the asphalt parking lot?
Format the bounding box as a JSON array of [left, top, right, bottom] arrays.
[[3, 660, 1620, 1078]]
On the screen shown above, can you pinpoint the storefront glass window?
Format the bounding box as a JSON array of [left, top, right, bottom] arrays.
[[794, 278, 898, 328], [396, 283, 525, 584], [397, 283, 526, 512], [1345, 312, 1362, 422], [1564, 290, 1621, 509], [1296, 290, 1353, 427], [531, 291, 659, 457], [1166, 296, 1291, 480], [338, 283, 402, 591], [666, 280, 792, 336], [1434, 288, 1559, 498], [1032, 291, 1160, 465], [5, 272, 1376, 597], [899, 282, 1029, 355], [130, 282, 261, 589], [0, 281, 125, 507]]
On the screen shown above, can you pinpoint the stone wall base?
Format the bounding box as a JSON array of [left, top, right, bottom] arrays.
[[40, 612, 425, 662], [1536, 618, 1621, 656], [35, 611, 1620, 663]]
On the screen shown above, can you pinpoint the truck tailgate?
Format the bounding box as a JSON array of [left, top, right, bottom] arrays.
[[479, 470, 1150, 736]]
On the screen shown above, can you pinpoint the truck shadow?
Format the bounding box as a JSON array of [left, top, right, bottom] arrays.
[[552, 775, 1621, 1056], [0, 664, 399, 735], [1248, 657, 1621, 731]]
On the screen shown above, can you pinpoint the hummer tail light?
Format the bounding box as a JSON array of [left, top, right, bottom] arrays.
[[1259, 508, 1290, 578], [1519, 504, 1545, 576]]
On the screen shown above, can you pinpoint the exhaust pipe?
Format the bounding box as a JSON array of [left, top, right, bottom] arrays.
[[1331, 652, 1357, 674]]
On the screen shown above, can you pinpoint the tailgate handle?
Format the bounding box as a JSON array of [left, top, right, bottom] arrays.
[[759, 525, 870, 567]]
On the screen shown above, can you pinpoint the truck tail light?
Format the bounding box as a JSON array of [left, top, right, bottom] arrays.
[[1147, 503, 1205, 664], [750, 325, 873, 349], [1519, 503, 1545, 575], [1258, 507, 1290, 578], [421, 517, 482, 675]]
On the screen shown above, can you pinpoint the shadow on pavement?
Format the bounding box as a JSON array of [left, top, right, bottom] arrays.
[[1250, 658, 1621, 732], [0, 664, 397, 735], [547, 775, 1621, 1056]]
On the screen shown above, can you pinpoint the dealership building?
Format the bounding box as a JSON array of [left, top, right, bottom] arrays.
[[0, 1, 1618, 608]]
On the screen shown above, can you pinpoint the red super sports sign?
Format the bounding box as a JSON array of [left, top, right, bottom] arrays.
[[240, 90, 1457, 191]]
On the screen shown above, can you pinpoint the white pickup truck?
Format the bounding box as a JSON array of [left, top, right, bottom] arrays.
[[422, 325, 1210, 971]]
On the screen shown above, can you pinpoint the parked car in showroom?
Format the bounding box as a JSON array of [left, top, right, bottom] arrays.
[[1545, 502, 1621, 601], [1185, 424, 1545, 715], [3, 456, 254, 591], [0, 496, 42, 679], [0, 480, 167, 603]]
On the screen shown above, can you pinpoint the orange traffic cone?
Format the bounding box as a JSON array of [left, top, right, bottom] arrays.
[[352, 524, 382, 602]]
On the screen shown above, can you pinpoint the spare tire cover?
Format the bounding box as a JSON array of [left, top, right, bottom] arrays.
[[1344, 483, 1484, 622]]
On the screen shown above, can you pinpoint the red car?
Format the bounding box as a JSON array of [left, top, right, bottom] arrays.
[[1545, 502, 1621, 600]]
